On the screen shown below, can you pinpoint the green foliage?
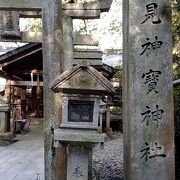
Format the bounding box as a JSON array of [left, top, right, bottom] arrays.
[[112, 107, 122, 114], [92, 167, 100, 179], [112, 66, 123, 108], [174, 86, 180, 112], [172, 0, 180, 43], [173, 58, 180, 80], [172, 0, 180, 130], [113, 66, 123, 86], [172, 0, 180, 60], [20, 18, 42, 32], [73, 0, 122, 49], [174, 85, 180, 131]]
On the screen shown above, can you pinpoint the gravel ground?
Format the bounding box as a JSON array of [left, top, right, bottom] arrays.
[[92, 132, 124, 180]]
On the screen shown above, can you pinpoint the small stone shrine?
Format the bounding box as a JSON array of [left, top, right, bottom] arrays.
[[0, 105, 9, 133], [0, 11, 20, 38], [49, 63, 115, 180]]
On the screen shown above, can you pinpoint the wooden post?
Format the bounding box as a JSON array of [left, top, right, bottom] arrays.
[[123, 0, 175, 179], [106, 105, 111, 131], [42, 0, 66, 179]]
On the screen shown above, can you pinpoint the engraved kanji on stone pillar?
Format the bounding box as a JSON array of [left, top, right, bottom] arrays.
[[123, 0, 175, 179]]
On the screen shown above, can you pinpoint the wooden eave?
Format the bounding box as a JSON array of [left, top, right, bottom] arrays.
[[0, 43, 42, 81], [0, 43, 41, 63], [0, 43, 115, 81]]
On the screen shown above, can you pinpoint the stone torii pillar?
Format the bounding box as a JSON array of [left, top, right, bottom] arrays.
[[0, 1, 113, 180], [123, 0, 175, 179], [42, 1, 66, 179], [63, 16, 73, 71]]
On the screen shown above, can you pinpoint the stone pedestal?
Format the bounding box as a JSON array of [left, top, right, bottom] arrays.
[[54, 129, 105, 146], [67, 147, 90, 180], [54, 129, 105, 180], [0, 105, 9, 133]]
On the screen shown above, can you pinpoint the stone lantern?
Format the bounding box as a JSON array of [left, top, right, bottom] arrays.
[[49, 64, 115, 179], [1, 11, 20, 38]]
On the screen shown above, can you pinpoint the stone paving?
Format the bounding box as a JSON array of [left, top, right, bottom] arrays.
[[0, 119, 44, 180], [0, 119, 179, 180]]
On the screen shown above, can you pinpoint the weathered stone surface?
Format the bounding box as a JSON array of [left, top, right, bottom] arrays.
[[0, 80, 10, 105], [18, 9, 104, 19], [73, 59, 102, 66], [0, 32, 99, 46], [0, 11, 20, 38], [54, 129, 105, 145], [74, 50, 102, 59], [0, 0, 112, 12], [73, 34, 98, 46], [123, 0, 174, 180], [20, 32, 42, 42], [19, 11, 41, 18], [4, 80, 11, 104], [63, 16, 73, 71], [0, 132, 15, 144], [63, 9, 101, 19], [67, 147, 89, 180], [42, 0, 66, 179], [60, 95, 100, 130], [0, 131, 14, 139], [49, 65, 115, 95], [0, 0, 42, 11], [55, 70, 108, 92], [0, 112, 7, 133], [0, 105, 9, 133], [11, 80, 43, 87], [63, 0, 112, 12], [0, 80, 10, 133]]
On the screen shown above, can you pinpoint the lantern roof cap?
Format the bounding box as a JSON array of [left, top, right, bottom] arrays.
[[49, 64, 115, 95]]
